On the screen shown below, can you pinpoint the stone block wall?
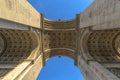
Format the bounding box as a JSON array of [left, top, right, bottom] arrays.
[[0, 0, 41, 28], [80, 0, 120, 30]]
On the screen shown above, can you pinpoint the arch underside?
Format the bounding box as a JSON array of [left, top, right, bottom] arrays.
[[87, 29, 120, 63], [43, 18, 77, 64], [44, 48, 76, 61], [0, 19, 120, 79], [0, 18, 78, 79], [43, 19, 77, 64], [0, 28, 39, 78], [1, 0, 120, 80], [81, 28, 120, 78], [43, 18, 77, 30]]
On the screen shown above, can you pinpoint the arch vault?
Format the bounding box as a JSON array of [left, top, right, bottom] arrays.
[[0, 0, 120, 80]]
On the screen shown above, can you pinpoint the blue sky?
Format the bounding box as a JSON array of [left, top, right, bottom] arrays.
[[28, 0, 94, 20], [28, 0, 94, 80], [37, 56, 84, 80]]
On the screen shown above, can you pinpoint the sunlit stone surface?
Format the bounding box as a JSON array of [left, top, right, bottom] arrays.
[[0, 0, 120, 80]]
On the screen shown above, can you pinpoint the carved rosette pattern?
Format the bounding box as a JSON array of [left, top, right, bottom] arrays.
[[0, 29, 39, 64], [43, 18, 77, 62], [87, 30, 120, 62], [0, 29, 39, 77]]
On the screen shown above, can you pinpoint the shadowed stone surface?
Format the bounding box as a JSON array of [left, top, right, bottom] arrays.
[[0, 0, 120, 80]]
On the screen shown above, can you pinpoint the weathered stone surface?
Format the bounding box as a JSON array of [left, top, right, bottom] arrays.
[[0, 0, 120, 80], [0, 0, 41, 28], [80, 0, 120, 30]]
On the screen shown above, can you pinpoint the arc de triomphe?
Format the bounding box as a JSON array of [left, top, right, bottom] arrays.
[[0, 0, 120, 80]]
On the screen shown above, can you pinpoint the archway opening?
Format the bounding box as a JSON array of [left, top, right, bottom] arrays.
[[37, 56, 84, 80]]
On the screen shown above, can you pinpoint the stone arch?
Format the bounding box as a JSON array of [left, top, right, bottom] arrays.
[[43, 18, 78, 65], [43, 18, 77, 30], [80, 28, 120, 63], [0, 28, 40, 77], [79, 28, 93, 61], [44, 48, 76, 62], [87, 29, 120, 63]]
